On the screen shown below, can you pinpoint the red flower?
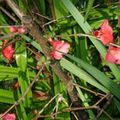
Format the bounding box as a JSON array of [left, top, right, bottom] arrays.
[[0, 113, 16, 120], [48, 38, 70, 60], [106, 46, 120, 64], [14, 82, 19, 89], [9, 26, 25, 34], [93, 19, 113, 45], [2, 40, 15, 61]]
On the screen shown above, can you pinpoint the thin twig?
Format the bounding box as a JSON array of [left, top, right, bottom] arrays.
[[97, 95, 113, 119], [109, 43, 120, 47], [35, 13, 51, 20], [71, 112, 79, 120], [74, 83, 105, 97], [5, 0, 24, 20], [56, 33, 96, 39], [42, 15, 72, 28], [94, 94, 109, 106], [26, 46, 41, 59], [0, 64, 45, 119], [0, 7, 17, 22], [102, 110, 113, 120], [0, 25, 22, 28], [36, 105, 98, 119], [33, 94, 60, 120], [0, 32, 18, 41]]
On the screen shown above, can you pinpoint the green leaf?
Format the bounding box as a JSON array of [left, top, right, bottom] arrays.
[[15, 41, 32, 107], [22, 35, 43, 52], [0, 66, 18, 80], [36, 0, 46, 15], [14, 89, 28, 120], [113, 98, 120, 113], [85, 0, 95, 21], [18, 0, 27, 13], [0, 89, 14, 104], [60, 58, 109, 93]]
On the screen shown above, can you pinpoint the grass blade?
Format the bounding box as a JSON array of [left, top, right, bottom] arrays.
[[60, 58, 109, 93]]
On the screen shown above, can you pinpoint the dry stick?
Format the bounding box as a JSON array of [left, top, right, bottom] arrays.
[[97, 95, 113, 119], [102, 110, 113, 120], [37, 105, 98, 119], [6, 0, 79, 103], [5, 0, 24, 20], [73, 83, 105, 97], [0, 7, 17, 22], [42, 15, 72, 28], [35, 94, 110, 119], [94, 94, 110, 106], [35, 13, 51, 20], [0, 32, 18, 41], [0, 64, 45, 119], [33, 94, 60, 120], [26, 46, 41, 59], [58, 33, 96, 39], [71, 112, 79, 120], [0, 25, 22, 28]]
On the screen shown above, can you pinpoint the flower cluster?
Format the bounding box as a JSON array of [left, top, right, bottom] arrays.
[[1, 26, 25, 62], [48, 38, 70, 60], [93, 19, 120, 64], [10, 26, 25, 33]]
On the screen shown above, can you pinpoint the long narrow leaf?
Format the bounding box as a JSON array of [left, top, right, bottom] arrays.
[[0, 89, 14, 104], [60, 58, 109, 93], [15, 41, 32, 107]]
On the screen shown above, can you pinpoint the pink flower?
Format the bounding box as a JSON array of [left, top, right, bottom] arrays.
[[17, 27, 25, 33], [9, 26, 25, 34], [106, 46, 120, 64], [9, 26, 17, 33], [48, 38, 70, 60], [0, 113, 16, 120], [2, 40, 15, 61], [93, 19, 113, 45], [36, 65, 40, 70]]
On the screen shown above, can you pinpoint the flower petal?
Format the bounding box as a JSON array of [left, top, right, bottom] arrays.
[[93, 19, 113, 45], [48, 38, 70, 60], [106, 46, 120, 64], [2, 40, 15, 61]]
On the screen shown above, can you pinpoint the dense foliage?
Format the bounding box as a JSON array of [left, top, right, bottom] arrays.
[[0, 0, 120, 120]]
